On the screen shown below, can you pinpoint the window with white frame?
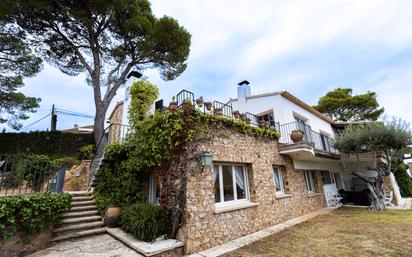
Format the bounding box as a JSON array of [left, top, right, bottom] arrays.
[[304, 170, 315, 193], [213, 164, 249, 205], [149, 173, 161, 205], [273, 166, 285, 194]]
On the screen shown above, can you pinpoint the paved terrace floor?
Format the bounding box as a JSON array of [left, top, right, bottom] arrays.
[[29, 234, 143, 257]]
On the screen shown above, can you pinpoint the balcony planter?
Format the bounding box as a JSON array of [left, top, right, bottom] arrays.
[[105, 205, 121, 227], [204, 101, 212, 111], [290, 130, 304, 143], [233, 110, 241, 119], [214, 108, 223, 115], [182, 100, 194, 114], [169, 101, 177, 111]]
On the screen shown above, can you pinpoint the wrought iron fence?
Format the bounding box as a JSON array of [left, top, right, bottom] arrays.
[[176, 89, 195, 107], [0, 155, 66, 196], [279, 121, 338, 154], [213, 100, 233, 117]]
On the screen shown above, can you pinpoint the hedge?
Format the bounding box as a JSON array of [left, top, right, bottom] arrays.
[[395, 163, 412, 197], [0, 131, 94, 157], [0, 193, 72, 239]]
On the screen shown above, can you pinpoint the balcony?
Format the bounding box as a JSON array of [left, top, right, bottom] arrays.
[[278, 121, 339, 160]]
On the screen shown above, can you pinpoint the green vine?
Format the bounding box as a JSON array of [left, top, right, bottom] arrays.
[[94, 108, 280, 238], [128, 80, 159, 125]]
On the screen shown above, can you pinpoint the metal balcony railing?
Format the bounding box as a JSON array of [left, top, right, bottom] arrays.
[[279, 121, 338, 154]]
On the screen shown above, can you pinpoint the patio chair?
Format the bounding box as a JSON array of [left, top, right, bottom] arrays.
[[326, 192, 343, 208]]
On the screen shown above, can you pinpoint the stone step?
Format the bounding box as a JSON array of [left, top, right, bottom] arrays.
[[51, 227, 107, 243], [71, 196, 93, 201], [68, 191, 92, 197], [70, 205, 97, 212], [63, 210, 98, 218], [71, 200, 95, 206], [61, 215, 102, 225], [53, 221, 104, 234]]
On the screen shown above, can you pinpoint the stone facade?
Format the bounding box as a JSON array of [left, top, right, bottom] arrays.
[[108, 101, 124, 143], [177, 128, 326, 254]]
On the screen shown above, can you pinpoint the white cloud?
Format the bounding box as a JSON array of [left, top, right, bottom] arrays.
[[4, 0, 412, 131]]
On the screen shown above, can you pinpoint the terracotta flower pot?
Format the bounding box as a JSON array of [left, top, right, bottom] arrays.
[[233, 111, 241, 119], [182, 101, 194, 114], [290, 130, 304, 143], [105, 206, 121, 227], [169, 101, 177, 111]]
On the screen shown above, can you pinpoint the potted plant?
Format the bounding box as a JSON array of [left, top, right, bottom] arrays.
[[105, 202, 121, 227], [169, 96, 177, 111], [195, 96, 204, 107], [233, 110, 241, 119], [214, 107, 223, 115], [258, 120, 265, 128], [264, 121, 270, 129], [182, 98, 194, 113], [290, 130, 304, 143], [204, 101, 212, 111], [239, 114, 246, 121]]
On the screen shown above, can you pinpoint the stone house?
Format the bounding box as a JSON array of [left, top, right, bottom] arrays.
[[107, 80, 401, 255]]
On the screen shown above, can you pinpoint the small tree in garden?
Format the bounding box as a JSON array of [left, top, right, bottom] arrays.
[[334, 119, 412, 210]]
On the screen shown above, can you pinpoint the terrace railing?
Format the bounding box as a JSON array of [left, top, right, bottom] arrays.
[[176, 90, 195, 107], [279, 121, 338, 154], [213, 100, 233, 117], [0, 155, 66, 196]]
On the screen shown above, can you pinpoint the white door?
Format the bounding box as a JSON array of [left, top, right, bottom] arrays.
[[320, 170, 338, 207]]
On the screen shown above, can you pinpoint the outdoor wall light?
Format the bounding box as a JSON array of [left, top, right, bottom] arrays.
[[200, 151, 213, 166]]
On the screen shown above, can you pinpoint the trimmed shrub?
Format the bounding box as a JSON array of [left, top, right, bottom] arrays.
[[119, 203, 170, 242], [395, 163, 412, 197], [0, 131, 94, 158], [0, 193, 72, 239]]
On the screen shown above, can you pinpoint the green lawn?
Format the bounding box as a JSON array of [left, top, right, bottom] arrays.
[[222, 207, 412, 257]]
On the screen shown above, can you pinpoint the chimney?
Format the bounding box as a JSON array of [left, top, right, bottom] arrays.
[[237, 80, 251, 103]]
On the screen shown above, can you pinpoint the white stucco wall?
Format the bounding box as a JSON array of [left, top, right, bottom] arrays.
[[229, 94, 335, 136]]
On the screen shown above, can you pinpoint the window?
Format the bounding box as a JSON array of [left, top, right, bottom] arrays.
[[304, 170, 315, 193], [320, 170, 334, 185], [214, 164, 249, 205], [320, 134, 331, 151], [334, 173, 343, 190], [149, 173, 161, 205], [258, 111, 275, 124], [273, 166, 284, 194]]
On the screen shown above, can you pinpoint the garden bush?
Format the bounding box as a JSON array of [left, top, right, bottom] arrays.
[[0, 193, 72, 239], [395, 163, 412, 197], [119, 203, 170, 242]]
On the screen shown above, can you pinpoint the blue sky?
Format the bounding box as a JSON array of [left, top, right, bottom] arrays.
[[5, 0, 412, 132]]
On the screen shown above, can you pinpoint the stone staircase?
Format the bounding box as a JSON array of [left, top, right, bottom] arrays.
[[51, 191, 106, 243]]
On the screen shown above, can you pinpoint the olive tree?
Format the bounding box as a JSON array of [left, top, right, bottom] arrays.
[[334, 118, 411, 210]]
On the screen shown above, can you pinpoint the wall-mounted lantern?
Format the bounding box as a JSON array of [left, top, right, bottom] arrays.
[[200, 151, 213, 167]]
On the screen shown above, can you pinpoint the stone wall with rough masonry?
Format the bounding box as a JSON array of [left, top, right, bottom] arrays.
[[177, 128, 326, 254]]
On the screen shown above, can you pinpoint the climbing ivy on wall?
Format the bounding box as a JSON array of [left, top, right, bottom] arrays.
[[94, 109, 280, 237], [128, 80, 159, 126]]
